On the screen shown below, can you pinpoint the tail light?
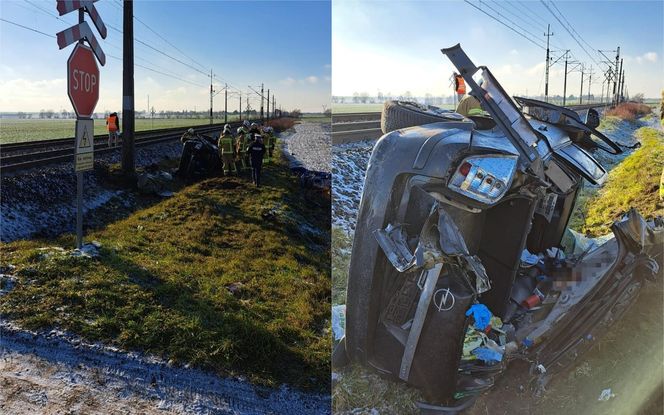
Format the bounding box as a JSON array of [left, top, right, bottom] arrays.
[[448, 155, 518, 204]]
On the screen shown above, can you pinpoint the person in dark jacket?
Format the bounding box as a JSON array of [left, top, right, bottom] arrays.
[[246, 135, 266, 187]]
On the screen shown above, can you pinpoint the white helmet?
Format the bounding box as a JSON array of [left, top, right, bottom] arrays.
[[187, 128, 195, 134], [223, 124, 231, 134], [243, 120, 250, 127], [250, 122, 258, 129]]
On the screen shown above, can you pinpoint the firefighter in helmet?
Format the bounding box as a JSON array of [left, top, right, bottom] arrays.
[[218, 124, 236, 176]]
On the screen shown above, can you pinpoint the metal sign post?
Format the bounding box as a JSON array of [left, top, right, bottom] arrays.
[[74, 118, 93, 248], [56, 0, 106, 249]]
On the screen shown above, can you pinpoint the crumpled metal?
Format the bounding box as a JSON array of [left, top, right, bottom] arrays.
[[373, 201, 491, 293]]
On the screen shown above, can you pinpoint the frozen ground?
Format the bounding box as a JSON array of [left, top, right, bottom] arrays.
[[331, 140, 374, 234], [1, 139, 185, 243], [282, 122, 331, 173], [0, 322, 329, 415]]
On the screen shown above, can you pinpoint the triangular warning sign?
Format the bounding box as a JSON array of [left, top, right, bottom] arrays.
[[79, 125, 91, 148]]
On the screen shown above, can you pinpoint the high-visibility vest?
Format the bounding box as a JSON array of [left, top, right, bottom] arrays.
[[236, 135, 246, 153], [455, 75, 466, 95], [107, 116, 118, 132], [219, 135, 234, 154]]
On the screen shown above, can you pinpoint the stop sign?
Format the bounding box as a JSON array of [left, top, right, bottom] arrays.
[[67, 43, 99, 118]]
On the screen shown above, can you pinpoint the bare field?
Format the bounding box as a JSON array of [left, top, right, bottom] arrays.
[[0, 117, 245, 144]]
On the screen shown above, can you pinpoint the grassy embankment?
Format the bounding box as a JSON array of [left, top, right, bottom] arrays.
[[0, 145, 331, 391], [569, 102, 663, 236], [572, 126, 664, 236]]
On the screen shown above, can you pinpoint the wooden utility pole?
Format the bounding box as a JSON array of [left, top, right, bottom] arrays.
[[121, 0, 135, 177]]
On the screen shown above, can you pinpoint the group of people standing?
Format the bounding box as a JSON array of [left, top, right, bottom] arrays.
[[218, 120, 276, 187]]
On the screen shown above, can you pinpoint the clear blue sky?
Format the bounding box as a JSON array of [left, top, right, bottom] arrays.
[[0, 0, 331, 113], [333, 0, 663, 99]]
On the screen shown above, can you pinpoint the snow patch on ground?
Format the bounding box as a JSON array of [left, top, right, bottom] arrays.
[[332, 139, 375, 234], [1, 140, 184, 243], [282, 123, 331, 173], [0, 321, 330, 415]]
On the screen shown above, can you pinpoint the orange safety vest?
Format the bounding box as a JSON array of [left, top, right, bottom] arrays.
[[107, 115, 118, 132], [455, 75, 466, 95]]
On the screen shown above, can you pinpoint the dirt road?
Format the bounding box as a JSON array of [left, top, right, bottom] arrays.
[[0, 323, 330, 414]]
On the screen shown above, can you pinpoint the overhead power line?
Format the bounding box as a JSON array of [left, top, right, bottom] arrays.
[[540, 0, 602, 68], [464, 0, 545, 50], [515, 0, 550, 27], [0, 17, 54, 38], [106, 23, 209, 77], [106, 54, 206, 88], [482, 0, 546, 45], [133, 15, 208, 73]]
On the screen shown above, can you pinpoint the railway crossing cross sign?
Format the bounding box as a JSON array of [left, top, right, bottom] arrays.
[[75, 118, 94, 172], [67, 44, 100, 119]]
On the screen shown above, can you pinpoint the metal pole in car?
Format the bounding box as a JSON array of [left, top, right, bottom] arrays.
[[56, 0, 106, 249]]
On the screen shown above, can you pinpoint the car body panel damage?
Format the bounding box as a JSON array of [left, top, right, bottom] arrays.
[[339, 43, 664, 412]]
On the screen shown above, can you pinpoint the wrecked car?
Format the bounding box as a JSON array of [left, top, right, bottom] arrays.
[[176, 130, 222, 179], [335, 44, 663, 413]]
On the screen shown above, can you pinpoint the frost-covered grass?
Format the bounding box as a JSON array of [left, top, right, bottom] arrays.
[[0, 150, 331, 391]]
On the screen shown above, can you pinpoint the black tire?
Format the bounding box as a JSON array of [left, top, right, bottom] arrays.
[[381, 101, 464, 134]]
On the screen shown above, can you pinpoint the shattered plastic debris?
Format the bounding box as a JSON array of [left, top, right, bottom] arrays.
[[374, 203, 491, 295], [332, 304, 346, 341], [598, 388, 616, 401], [546, 247, 566, 260], [465, 303, 492, 331], [520, 249, 540, 267], [462, 331, 483, 358], [565, 228, 613, 256], [472, 347, 503, 363], [374, 224, 417, 272]]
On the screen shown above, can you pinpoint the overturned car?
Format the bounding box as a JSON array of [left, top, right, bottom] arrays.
[[336, 44, 663, 412]]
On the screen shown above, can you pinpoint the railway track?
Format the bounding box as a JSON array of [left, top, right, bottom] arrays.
[[332, 102, 612, 144], [0, 121, 247, 173]]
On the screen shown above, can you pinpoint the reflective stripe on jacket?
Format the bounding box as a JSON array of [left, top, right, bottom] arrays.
[[219, 135, 234, 154]]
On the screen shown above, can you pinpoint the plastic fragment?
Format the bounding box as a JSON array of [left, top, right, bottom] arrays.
[[465, 303, 492, 331], [472, 347, 503, 363], [331, 304, 346, 341], [520, 249, 539, 267], [598, 388, 615, 401], [523, 338, 533, 348]]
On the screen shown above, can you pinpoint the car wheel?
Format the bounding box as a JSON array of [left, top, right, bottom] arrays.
[[381, 101, 465, 134]]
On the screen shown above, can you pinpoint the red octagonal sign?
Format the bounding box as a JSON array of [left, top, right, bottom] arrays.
[[67, 43, 100, 118]]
